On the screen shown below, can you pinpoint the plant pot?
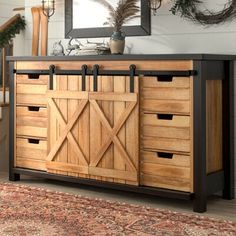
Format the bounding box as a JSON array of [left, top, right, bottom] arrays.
[[110, 31, 125, 55]]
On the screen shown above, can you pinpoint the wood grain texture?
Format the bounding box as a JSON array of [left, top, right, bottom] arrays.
[[141, 162, 190, 180], [16, 75, 48, 85], [39, 8, 48, 56], [16, 83, 48, 106], [141, 76, 190, 89], [142, 126, 190, 140], [16, 106, 47, 138], [140, 174, 191, 192], [142, 114, 190, 127], [141, 87, 190, 100], [113, 76, 126, 183], [141, 150, 190, 167], [16, 137, 47, 171], [16, 60, 192, 71], [142, 137, 190, 153], [89, 76, 139, 184], [47, 75, 90, 177], [206, 80, 223, 174], [125, 76, 139, 185], [141, 100, 190, 114], [31, 7, 40, 56]]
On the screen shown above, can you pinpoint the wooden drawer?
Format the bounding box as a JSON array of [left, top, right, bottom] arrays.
[[142, 113, 190, 127], [142, 137, 190, 153], [141, 99, 190, 114], [141, 87, 190, 100], [16, 74, 48, 85], [141, 162, 190, 180], [140, 157, 191, 192], [16, 83, 48, 106], [16, 106, 47, 138], [141, 150, 190, 167], [141, 76, 190, 89], [16, 137, 47, 171], [142, 114, 190, 139], [140, 174, 191, 192]]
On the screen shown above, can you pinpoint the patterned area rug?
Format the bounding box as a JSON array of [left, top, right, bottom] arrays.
[[0, 183, 235, 236]]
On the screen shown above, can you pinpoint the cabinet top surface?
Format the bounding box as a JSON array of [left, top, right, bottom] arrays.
[[6, 54, 236, 61]]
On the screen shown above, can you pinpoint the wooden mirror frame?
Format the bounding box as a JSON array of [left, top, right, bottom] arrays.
[[65, 0, 151, 38]]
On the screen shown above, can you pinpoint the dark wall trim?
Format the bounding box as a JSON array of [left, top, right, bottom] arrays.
[[65, 0, 151, 38]]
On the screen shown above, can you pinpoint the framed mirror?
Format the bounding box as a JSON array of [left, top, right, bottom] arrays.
[[65, 0, 151, 38]]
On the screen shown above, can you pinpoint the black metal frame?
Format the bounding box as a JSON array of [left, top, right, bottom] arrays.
[[65, 0, 151, 38], [192, 60, 235, 212], [9, 60, 235, 213]]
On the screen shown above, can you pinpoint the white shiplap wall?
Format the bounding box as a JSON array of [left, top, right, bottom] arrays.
[[0, 0, 25, 55], [23, 0, 236, 193]]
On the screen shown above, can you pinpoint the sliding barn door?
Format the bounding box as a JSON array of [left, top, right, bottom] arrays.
[[46, 75, 90, 177], [89, 76, 139, 185]]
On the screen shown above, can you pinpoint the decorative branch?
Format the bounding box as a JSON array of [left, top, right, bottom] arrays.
[[0, 15, 26, 48], [95, 0, 140, 31]]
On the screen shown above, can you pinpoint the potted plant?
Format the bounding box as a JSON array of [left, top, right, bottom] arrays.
[[96, 0, 140, 54]]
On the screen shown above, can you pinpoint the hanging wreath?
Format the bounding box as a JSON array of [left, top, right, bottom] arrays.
[[170, 0, 236, 24]]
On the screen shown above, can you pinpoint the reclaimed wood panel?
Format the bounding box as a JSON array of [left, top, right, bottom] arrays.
[[141, 100, 190, 114], [16, 60, 193, 71], [140, 174, 191, 192], [141, 150, 190, 167], [141, 87, 190, 100], [89, 76, 139, 184], [142, 137, 190, 153], [16, 137, 47, 171], [141, 76, 190, 89], [206, 80, 223, 174]]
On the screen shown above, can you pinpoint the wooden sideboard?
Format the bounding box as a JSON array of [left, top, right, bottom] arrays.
[[7, 54, 235, 213]]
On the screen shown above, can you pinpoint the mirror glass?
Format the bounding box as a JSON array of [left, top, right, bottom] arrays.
[[65, 0, 150, 38], [73, 0, 141, 29]]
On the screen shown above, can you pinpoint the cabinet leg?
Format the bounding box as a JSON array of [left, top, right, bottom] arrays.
[[9, 173, 20, 181], [223, 184, 234, 200], [193, 196, 207, 213]]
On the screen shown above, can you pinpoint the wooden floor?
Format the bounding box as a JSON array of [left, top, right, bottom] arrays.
[[0, 172, 235, 221]]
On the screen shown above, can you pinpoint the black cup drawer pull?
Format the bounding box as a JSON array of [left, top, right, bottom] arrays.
[[28, 139, 40, 144], [28, 74, 40, 79], [157, 114, 173, 120], [157, 76, 173, 82], [156, 152, 173, 159], [28, 106, 40, 112]]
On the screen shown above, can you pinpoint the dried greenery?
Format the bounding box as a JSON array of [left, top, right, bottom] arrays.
[[0, 16, 26, 48], [95, 0, 140, 31], [170, 0, 236, 25]]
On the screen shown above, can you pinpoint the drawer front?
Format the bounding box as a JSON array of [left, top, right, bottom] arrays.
[[141, 162, 190, 179], [16, 106, 47, 138], [141, 76, 190, 89], [142, 88, 190, 100], [140, 174, 191, 192], [16, 138, 47, 171], [140, 151, 191, 192], [142, 114, 190, 140], [141, 150, 190, 167], [142, 137, 190, 153], [16, 74, 48, 85], [142, 114, 190, 127], [16, 84, 48, 106], [141, 100, 190, 114]]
